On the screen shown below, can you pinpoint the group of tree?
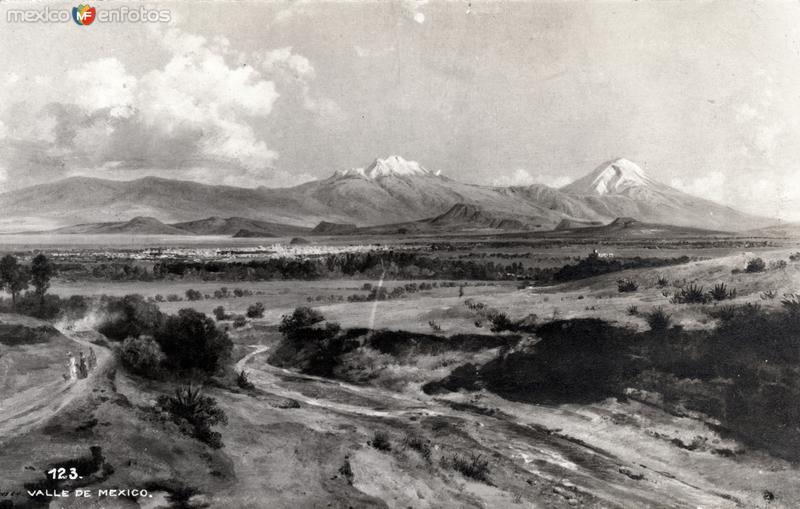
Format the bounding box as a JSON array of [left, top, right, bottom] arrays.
[[104, 295, 232, 377], [0, 253, 55, 314]]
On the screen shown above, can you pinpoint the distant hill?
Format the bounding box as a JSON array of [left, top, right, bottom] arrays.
[[232, 229, 278, 238], [311, 221, 358, 235], [0, 155, 776, 233], [548, 217, 728, 238], [173, 216, 310, 237], [52, 216, 189, 235], [742, 222, 800, 238]]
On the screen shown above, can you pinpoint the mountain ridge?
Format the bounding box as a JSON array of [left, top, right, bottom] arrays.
[[0, 156, 775, 233]]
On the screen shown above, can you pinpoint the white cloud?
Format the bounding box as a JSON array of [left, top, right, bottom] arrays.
[[262, 47, 315, 80], [0, 25, 328, 187], [492, 169, 571, 188], [670, 171, 727, 204]]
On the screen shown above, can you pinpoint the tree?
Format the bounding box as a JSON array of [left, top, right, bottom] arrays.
[[155, 308, 232, 374], [98, 294, 165, 341], [30, 253, 55, 310], [246, 302, 265, 318], [0, 255, 29, 309], [278, 306, 325, 339]]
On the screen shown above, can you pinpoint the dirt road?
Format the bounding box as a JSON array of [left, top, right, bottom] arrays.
[[0, 327, 111, 439]]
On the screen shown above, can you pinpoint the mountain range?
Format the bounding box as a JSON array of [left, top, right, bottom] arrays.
[[0, 155, 774, 234]]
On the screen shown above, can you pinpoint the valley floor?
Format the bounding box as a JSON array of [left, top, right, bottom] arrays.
[[2, 246, 800, 508]]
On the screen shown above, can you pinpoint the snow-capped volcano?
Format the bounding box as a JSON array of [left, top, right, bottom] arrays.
[[561, 158, 661, 196], [335, 155, 441, 179]]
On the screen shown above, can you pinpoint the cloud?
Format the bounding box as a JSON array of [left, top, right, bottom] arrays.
[[259, 46, 345, 125], [492, 169, 571, 188], [670, 171, 727, 204], [0, 26, 333, 188]]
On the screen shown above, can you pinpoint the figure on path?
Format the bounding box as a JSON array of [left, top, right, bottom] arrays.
[[78, 352, 88, 379], [67, 352, 77, 382], [88, 347, 97, 371]]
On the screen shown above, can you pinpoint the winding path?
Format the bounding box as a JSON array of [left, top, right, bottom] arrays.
[[0, 326, 111, 439]]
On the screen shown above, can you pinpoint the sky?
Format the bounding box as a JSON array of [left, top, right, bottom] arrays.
[[0, 1, 799, 219]]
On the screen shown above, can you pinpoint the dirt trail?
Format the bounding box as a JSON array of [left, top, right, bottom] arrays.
[[0, 327, 111, 439], [238, 344, 748, 509]]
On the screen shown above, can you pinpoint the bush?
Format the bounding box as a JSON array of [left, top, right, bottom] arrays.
[[761, 290, 778, 300], [617, 279, 639, 293], [370, 431, 392, 451], [441, 453, 490, 483], [489, 312, 516, 332], [278, 307, 325, 339], [212, 306, 228, 321], [428, 320, 442, 332], [770, 259, 788, 270], [119, 335, 164, 375], [246, 302, 265, 319], [402, 433, 432, 463], [185, 289, 203, 301], [154, 294, 165, 302], [236, 370, 254, 390], [232, 315, 247, 328], [656, 276, 669, 288], [745, 258, 766, 273], [709, 283, 736, 301], [672, 283, 708, 304], [781, 294, 800, 314], [644, 307, 671, 331], [166, 294, 181, 302], [706, 304, 738, 322], [361, 283, 372, 291], [158, 385, 228, 448], [626, 305, 638, 316], [155, 309, 232, 374], [98, 294, 165, 341]]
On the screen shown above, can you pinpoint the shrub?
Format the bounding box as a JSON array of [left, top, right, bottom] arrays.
[[790, 252, 800, 262], [781, 294, 800, 314], [745, 258, 766, 273], [246, 302, 265, 319], [761, 290, 778, 300], [233, 288, 244, 297], [770, 259, 788, 270], [98, 294, 165, 341], [362, 283, 373, 291], [626, 305, 638, 316], [370, 431, 392, 451], [709, 283, 736, 301], [232, 315, 247, 328], [212, 306, 227, 321], [278, 307, 325, 339], [155, 308, 232, 374], [166, 294, 181, 302], [489, 312, 516, 332], [119, 335, 164, 375], [656, 276, 669, 288], [672, 284, 708, 304], [644, 307, 671, 331], [441, 453, 490, 483], [185, 289, 203, 301], [154, 294, 165, 302], [158, 385, 228, 448], [617, 279, 639, 293], [236, 370, 254, 390], [402, 433, 432, 463], [428, 320, 442, 332], [706, 304, 738, 322]]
